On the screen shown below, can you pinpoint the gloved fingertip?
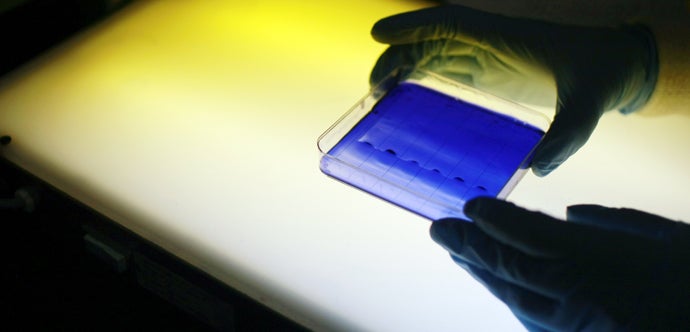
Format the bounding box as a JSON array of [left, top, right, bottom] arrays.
[[529, 128, 582, 177], [430, 218, 465, 246], [370, 15, 404, 42], [530, 154, 561, 176], [370, 21, 386, 40], [566, 204, 610, 222], [463, 198, 481, 217], [566, 204, 607, 214], [463, 196, 496, 219], [531, 164, 555, 177]]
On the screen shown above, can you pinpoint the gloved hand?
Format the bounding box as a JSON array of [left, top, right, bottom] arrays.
[[371, 5, 658, 176], [430, 197, 690, 331]]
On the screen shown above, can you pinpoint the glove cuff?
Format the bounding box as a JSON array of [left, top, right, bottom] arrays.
[[634, 16, 690, 116]]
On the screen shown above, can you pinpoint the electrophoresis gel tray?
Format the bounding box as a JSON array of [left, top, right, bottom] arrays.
[[318, 70, 550, 220]]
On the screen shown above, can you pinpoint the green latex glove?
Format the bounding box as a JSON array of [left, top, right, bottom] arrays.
[[371, 5, 657, 176], [431, 197, 690, 331]]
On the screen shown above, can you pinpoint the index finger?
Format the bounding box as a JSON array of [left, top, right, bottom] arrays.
[[464, 198, 590, 258], [465, 198, 659, 266], [371, 5, 550, 54], [371, 6, 489, 45]]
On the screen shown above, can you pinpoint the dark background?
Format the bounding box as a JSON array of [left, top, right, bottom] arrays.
[[1, 1, 307, 331]]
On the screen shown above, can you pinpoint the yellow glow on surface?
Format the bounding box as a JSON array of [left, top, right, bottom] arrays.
[[1, 1, 689, 331]]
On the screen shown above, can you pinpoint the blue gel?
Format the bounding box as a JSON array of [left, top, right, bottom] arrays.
[[320, 82, 544, 220]]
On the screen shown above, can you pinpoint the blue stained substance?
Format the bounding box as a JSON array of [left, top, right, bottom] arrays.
[[320, 82, 544, 221]]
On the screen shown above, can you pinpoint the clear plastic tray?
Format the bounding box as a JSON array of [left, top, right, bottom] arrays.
[[318, 68, 550, 220]]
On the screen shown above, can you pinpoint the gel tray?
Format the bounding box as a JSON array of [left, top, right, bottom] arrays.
[[319, 76, 546, 221]]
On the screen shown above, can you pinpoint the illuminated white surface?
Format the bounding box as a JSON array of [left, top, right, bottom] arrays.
[[1, 1, 689, 331]]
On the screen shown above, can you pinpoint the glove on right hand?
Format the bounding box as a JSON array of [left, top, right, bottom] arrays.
[[371, 5, 658, 176]]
